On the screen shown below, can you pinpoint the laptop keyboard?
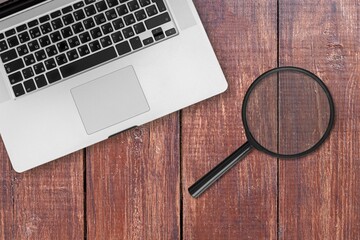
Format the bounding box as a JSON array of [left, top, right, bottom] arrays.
[[0, 0, 178, 98]]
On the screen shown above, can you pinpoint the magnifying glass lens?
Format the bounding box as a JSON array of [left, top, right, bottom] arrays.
[[245, 70, 332, 156]]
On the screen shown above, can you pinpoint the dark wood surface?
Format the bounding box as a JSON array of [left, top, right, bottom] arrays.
[[1, 0, 360, 239]]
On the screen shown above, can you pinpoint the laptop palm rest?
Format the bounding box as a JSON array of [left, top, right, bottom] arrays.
[[71, 66, 150, 135]]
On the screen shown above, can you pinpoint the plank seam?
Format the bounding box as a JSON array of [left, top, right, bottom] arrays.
[[84, 149, 87, 240], [179, 110, 183, 240], [276, 0, 280, 239]]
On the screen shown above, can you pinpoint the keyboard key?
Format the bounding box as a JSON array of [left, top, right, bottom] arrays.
[[28, 19, 39, 28], [72, 22, 85, 34], [45, 58, 56, 70], [50, 10, 62, 19], [153, 0, 166, 12], [100, 36, 112, 47], [28, 40, 40, 52], [16, 24, 27, 32], [46, 45, 58, 57], [90, 27, 102, 39], [127, 0, 140, 11], [0, 40, 8, 52], [139, 0, 150, 6], [122, 27, 134, 38], [115, 41, 131, 56], [62, 14, 75, 25], [16, 44, 29, 56], [94, 13, 106, 25], [79, 32, 91, 43], [83, 18, 95, 29], [12, 83, 25, 97], [129, 36, 142, 50], [23, 54, 36, 65], [0, 49, 17, 63], [135, 9, 146, 21], [139, 0, 150, 7], [107, 0, 119, 7], [78, 45, 90, 56], [116, 5, 129, 16], [74, 1, 85, 9], [22, 67, 34, 79], [145, 12, 171, 29], [142, 36, 153, 45], [89, 40, 101, 52], [40, 23, 52, 34], [39, 36, 51, 47], [50, 31, 62, 43], [51, 19, 63, 30], [96, 1, 108, 12], [105, 9, 117, 21], [60, 47, 117, 78], [152, 27, 164, 41], [56, 54, 68, 65], [8, 36, 19, 48], [23, 79, 36, 92], [29, 27, 41, 38], [8, 71, 23, 85], [35, 49, 47, 61], [57, 41, 69, 52], [5, 29, 16, 37], [85, 5, 97, 16], [33, 62, 46, 74], [46, 69, 62, 83], [61, 27, 74, 38], [39, 15, 50, 23], [4, 59, 24, 73], [35, 75, 48, 88], [68, 36, 81, 48], [165, 28, 176, 36], [124, 13, 136, 25], [146, 5, 157, 17], [101, 23, 114, 34], [74, 9, 86, 21], [133, 22, 145, 34], [85, 0, 96, 5], [62, 5, 73, 14], [66, 49, 79, 61], [111, 31, 123, 43], [0, 33, 3, 40], [112, 18, 125, 30]]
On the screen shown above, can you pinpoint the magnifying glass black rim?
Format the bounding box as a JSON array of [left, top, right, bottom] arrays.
[[241, 66, 335, 159]]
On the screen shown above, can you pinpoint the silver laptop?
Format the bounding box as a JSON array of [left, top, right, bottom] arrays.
[[0, 0, 228, 172]]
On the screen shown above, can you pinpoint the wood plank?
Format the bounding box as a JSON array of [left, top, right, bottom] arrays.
[[279, 0, 360, 239], [182, 1, 278, 239], [0, 138, 13, 240], [86, 115, 180, 239], [0, 137, 84, 239]]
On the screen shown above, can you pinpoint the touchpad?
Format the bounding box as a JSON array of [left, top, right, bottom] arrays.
[[71, 66, 150, 135]]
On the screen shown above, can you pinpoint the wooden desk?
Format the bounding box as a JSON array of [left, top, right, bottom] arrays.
[[1, 0, 359, 239]]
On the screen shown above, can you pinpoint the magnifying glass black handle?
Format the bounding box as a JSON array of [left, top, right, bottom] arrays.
[[188, 141, 253, 198]]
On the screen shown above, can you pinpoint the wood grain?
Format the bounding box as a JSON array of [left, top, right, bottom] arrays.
[[182, 1, 278, 239], [0, 137, 84, 240], [86, 115, 180, 239], [279, 0, 360, 239]]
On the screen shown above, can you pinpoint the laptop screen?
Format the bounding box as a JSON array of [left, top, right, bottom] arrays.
[[0, 0, 48, 19]]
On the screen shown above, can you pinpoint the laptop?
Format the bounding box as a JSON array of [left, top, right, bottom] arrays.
[[0, 0, 228, 172]]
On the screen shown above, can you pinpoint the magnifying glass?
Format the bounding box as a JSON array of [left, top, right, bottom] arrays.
[[189, 67, 335, 198]]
